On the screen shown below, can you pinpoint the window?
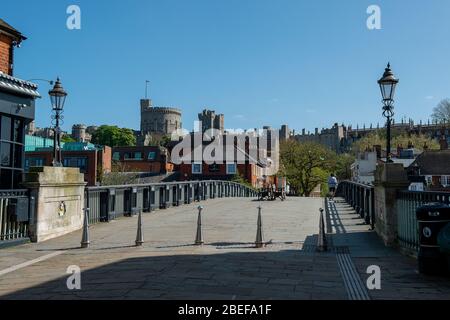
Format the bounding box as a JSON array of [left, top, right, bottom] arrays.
[[112, 152, 120, 161], [1, 142, 12, 167], [134, 152, 142, 160], [124, 152, 132, 160], [13, 145, 23, 168], [1, 116, 11, 141], [226, 163, 237, 175], [192, 163, 202, 174], [63, 157, 88, 173], [0, 169, 12, 189], [442, 176, 450, 187], [25, 157, 44, 171], [13, 119, 23, 143], [0, 116, 25, 189], [148, 151, 156, 160]]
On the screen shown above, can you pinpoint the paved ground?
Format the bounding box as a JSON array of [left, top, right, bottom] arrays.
[[0, 196, 449, 300]]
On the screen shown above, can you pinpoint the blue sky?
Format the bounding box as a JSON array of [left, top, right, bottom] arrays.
[[3, 0, 450, 133]]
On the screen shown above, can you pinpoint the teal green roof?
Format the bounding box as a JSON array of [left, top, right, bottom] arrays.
[[63, 142, 98, 151], [25, 135, 58, 152], [25, 135, 100, 152]]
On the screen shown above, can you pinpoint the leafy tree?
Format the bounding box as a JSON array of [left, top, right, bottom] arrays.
[[279, 140, 335, 197], [148, 134, 172, 148], [352, 131, 439, 154], [231, 170, 254, 190], [61, 135, 76, 143], [431, 98, 450, 123], [91, 125, 136, 147], [334, 153, 354, 180]]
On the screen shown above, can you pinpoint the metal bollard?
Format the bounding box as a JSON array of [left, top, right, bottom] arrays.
[[317, 208, 328, 252], [135, 209, 144, 246], [81, 208, 90, 248], [255, 206, 264, 248], [195, 206, 204, 245]]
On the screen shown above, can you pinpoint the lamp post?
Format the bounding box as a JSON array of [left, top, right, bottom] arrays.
[[378, 63, 399, 162], [48, 78, 67, 167]]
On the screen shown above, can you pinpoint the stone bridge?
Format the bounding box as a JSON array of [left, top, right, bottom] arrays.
[[0, 197, 449, 299]]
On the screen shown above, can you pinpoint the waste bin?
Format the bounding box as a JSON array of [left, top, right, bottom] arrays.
[[437, 222, 450, 274], [416, 203, 450, 275]]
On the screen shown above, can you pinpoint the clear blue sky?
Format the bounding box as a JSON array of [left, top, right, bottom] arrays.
[[3, 0, 450, 133]]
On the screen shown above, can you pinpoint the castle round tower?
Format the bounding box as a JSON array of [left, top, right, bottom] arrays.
[[72, 124, 87, 142], [140, 99, 182, 136]]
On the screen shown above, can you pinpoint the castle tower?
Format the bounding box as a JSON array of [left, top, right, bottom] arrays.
[[72, 124, 87, 142], [198, 109, 224, 133], [139, 97, 182, 144]]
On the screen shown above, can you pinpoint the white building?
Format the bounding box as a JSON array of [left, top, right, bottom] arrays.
[[350, 151, 377, 184]]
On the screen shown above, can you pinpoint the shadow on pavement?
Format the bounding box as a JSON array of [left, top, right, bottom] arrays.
[[1, 246, 350, 300]]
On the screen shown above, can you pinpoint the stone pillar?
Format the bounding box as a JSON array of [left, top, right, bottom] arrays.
[[373, 163, 409, 246], [23, 167, 86, 242]]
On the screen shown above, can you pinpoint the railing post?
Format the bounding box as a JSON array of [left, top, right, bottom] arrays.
[[81, 208, 90, 248], [195, 205, 204, 245]]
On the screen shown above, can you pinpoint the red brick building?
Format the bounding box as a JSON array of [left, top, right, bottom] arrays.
[[0, 18, 25, 76], [174, 133, 274, 188], [25, 140, 111, 186], [178, 161, 265, 187], [112, 146, 173, 174]]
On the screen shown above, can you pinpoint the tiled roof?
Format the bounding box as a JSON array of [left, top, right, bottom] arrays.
[[0, 18, 26, 40], [409, 150, 450, 175], [0, 72, 40, 98]]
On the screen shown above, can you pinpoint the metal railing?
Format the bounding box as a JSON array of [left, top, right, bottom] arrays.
[[0, 190, 31, 242], [397, 190, 450, 253], [85, 180, 257, 225], [337, 181, 375, 229]]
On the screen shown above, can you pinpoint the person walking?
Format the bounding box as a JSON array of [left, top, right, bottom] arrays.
[[328, 173, 338, 200]]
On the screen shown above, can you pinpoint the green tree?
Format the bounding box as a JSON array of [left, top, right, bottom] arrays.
[[334, 153, 354, 180], [352, 131, 439, 154], [279, 140, 335, 197], [61, 135, 76, 143], [231, 170, 254, 190], [91, 125, 136, 147]]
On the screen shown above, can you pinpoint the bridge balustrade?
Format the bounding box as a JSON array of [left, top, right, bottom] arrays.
[[85, 180, 256, 225], [397, 190, 450, 253], [337, 181, 375, 229]]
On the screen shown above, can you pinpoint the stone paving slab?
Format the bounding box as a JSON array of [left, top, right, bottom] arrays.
[[0, 196, 449, 300], [330, 199, 450, 300], [0, 197, 350, 300]]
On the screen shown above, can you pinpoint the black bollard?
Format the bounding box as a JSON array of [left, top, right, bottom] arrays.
[[317, 208, 328, 252], [135, 209, 144, 246], [81, 208, 90, 248], [195, 206, 204, 245], [255, 206, 264, 248]]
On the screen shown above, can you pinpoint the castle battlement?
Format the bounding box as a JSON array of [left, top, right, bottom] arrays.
[[142, 107, 182, 115]]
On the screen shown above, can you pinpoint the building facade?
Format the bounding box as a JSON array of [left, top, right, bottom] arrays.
[[0, 19, 40, 189], [111, 145, 173, 174], [25, 137, 112, 186], [294, 123, 347, 154]]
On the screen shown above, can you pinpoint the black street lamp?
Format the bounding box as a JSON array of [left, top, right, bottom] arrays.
[[48, 78, 67, 167], [378, 63, 399, 162]]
